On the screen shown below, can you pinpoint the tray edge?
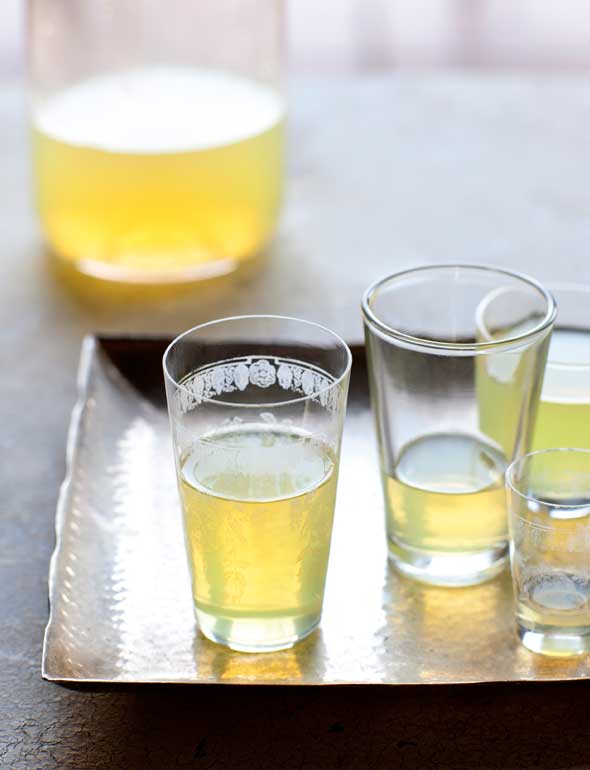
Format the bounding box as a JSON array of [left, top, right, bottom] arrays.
[[42, 335, 98, 682]]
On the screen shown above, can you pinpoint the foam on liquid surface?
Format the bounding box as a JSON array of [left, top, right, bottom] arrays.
[[34, 67, 285, 154]]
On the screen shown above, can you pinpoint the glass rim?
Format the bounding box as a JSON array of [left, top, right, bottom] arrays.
[[505, 447, 590, 510], [361, 263, 556, 352], [162, 314, 352, 409]]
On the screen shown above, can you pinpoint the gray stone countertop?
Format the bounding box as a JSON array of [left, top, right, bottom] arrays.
[[2, 73, 590, 769]]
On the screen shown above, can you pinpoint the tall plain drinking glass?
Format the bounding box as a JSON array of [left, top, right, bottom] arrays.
[[362, 265, 556, 587], [506, 449, 590, 656], [163, 316, 351, 652], [28, 0, 285, 285], [532, 284, 590, 452]]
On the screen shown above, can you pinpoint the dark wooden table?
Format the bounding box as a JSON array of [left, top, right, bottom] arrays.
[[2, 74, 590, 769]]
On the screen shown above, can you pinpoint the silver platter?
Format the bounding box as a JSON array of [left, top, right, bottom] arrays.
[[42, 336, 590, 685]]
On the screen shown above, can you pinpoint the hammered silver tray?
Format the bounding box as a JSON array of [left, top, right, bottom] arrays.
[[42, 336, 590, 685]]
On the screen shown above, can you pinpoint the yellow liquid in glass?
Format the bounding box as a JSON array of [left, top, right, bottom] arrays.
[[384, 433, 507, 554], [179, 426, 337, 651], [475, 333, 546, 459], [32, 67, 284, 283], [532, 329, 590, 451], [517, 569, 590, 656], [519, 587, 590, 628]]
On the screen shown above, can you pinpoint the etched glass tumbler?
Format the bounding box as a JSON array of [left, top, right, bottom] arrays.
[[163, 316, 351, 652], [507, 449, 590, 656], [362, 265, 555, 587], [28, 0, 285, 285]]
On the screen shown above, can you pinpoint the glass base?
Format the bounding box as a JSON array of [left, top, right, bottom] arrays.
[[388, 537, 508, 587], [64, 253, 241, 285], [518, 625, 590, 657], [47, 247, 268, 304], [195, 607, 320, 653]]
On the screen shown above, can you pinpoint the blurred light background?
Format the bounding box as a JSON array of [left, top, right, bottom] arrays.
[[5, 0, 590, 76], [288, 0, 590, 72]]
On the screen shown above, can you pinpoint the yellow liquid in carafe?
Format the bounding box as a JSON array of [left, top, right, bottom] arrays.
[[32, 67, 284, 283]]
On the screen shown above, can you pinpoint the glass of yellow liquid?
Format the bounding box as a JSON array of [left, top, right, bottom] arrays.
[[28, 0, 285, 285], [531, 285, 590, 452], [506, 448, 590, 656], [362, 265, 555, 587], [163, 316, 351, 652]]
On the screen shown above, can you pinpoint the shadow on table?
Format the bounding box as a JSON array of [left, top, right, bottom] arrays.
[[56, 679, 590, 769]]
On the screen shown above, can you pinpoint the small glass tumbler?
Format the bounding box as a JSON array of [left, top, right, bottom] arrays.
[[506, 449, 590, 657], [532, 284, 590, 452], [362, 265, 555, 587], [163, 316, 351, 652]]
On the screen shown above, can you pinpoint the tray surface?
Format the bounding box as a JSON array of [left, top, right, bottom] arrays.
[[42, 336, 590, 684]]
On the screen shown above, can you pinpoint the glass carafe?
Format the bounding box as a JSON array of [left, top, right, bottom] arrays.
[[28, 0, 285, 286]]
